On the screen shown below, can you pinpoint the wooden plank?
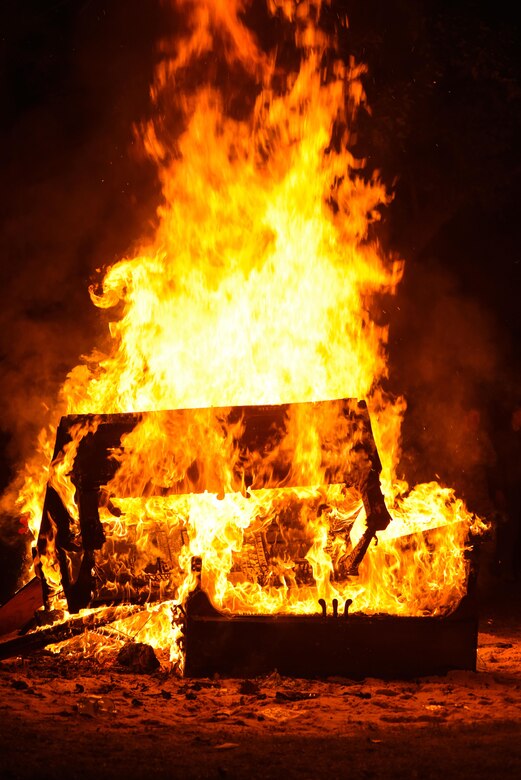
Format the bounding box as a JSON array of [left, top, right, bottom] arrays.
[[0, 578, 43, 638]]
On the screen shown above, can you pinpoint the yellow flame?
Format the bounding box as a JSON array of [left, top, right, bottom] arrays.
[[12, 0, 485, 659]]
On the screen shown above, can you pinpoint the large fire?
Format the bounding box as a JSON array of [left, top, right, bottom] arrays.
[[12, 0, 484, 664]]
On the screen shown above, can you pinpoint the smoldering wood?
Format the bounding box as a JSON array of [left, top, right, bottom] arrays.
[[0, 604, 149, 661]]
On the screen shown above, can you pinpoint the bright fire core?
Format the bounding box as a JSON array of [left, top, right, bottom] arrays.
[[16, 0, 484, 661]]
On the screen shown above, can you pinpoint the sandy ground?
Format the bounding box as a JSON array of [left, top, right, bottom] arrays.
[[0, 590, 520, 780]]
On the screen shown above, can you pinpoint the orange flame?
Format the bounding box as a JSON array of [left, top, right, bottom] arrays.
[[13, 0, 485, 661]]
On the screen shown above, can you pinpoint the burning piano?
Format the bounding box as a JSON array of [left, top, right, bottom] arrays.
[[0, 1, 485, 677], [0, 397, 481, 679]]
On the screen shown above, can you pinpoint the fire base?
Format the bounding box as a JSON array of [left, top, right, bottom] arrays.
[[183, 588, 478, 679]]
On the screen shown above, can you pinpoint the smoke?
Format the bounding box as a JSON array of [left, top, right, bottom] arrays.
[[0, 1, 163, 588], [389, 258, 504, 516], [4, 5, 168, 435]]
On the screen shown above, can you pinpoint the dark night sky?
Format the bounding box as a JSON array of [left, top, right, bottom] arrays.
[[0, 0, 520, 598]]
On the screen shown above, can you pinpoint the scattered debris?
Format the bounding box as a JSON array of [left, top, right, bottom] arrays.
[[239, 679, 259, 696], [275, 690, 319, 702], [117, 642, 160, 674], [75, 696, 116, 717]]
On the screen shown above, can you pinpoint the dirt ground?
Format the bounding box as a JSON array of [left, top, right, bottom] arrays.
[[1, 586, 520, 780]]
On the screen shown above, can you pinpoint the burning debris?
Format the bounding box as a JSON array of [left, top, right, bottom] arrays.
[[37, 399, 390, 614], [1, 396, 481, 676], [1, 0, 486, 674]]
